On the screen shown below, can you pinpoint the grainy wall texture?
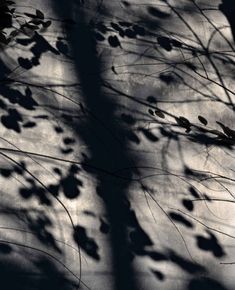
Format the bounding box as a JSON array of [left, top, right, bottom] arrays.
[[0, 0, 234, 289]]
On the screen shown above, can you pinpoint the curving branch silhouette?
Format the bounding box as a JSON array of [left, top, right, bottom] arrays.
[[0, 1, 234, 290]]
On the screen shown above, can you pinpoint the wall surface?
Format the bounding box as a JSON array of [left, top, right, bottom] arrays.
[[0, 0, 234, 289]]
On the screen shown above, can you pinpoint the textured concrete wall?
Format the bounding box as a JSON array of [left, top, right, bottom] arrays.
[[0, 0, 234, 289]]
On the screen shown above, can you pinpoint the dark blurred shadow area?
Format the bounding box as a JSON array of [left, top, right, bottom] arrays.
[[0, 249, 76, 290], [188, 277, 228, 290]]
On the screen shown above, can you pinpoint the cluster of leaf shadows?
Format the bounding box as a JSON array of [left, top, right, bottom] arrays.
[[0, 1, 85, 289], [0, 0, 233, 290], [50, 1, 233, 290]]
